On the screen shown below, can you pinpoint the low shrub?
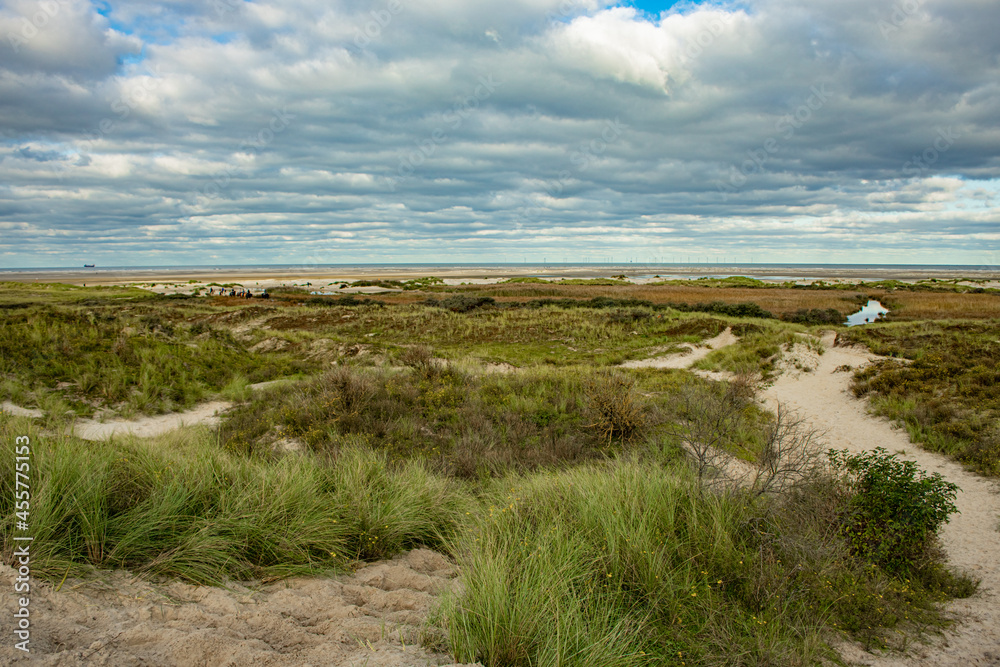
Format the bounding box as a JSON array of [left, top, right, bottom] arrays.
[[782, 308, 845, 325], [827, 448, 959, 575], [442, 458, 972, 665], [306, 295, 381, 307], [845, 321, 1000, 475], [668, 301, 775, 319], [221, 365, 643, 478], [425, 296, 496, 312], [584, 371, 646, 444]]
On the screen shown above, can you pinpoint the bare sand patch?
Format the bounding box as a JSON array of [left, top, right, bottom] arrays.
[[764, 337, 1000, 666], [0, 549, 478, 666], [72, 401, 233, 441], [482, 361, 517, 374], [621, 327, 737, 369], [7, 265, 997, 288], [1, 401, 44, 418], [773, 342, 822, 379], [250, 337, 292, 353]]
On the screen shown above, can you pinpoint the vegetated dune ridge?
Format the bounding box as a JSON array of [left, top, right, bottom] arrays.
[[0, 549, 479, 667], [4, 331, 999, 665], [764, 333, 1000, 667]]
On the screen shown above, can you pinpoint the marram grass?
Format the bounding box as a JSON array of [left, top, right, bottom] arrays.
[[0, 415, 471, 584]]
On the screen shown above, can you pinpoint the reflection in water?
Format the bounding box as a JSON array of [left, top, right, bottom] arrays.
[[845, 300, 889, 326]]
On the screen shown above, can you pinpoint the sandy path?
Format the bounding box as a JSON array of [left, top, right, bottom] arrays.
[[621, 327, 737, 369], [1, 401, 44, 418], [763, 336, 1000, 667], [72, 401, 233, 441], [1, 549, 477, 666]]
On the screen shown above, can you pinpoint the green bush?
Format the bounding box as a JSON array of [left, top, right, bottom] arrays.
[[781, 308, 845, 325], [828, 448, 958, 575], [668, 301, 775, 319], [425, 296, 496, 312]]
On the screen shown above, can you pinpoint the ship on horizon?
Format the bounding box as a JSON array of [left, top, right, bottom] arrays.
[[84, 264, 95, 268]]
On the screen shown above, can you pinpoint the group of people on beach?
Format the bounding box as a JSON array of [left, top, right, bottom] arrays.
[[206, 287, 269, 299]]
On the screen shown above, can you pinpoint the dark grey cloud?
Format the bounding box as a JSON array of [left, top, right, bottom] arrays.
[[1, 0, 998, 267]]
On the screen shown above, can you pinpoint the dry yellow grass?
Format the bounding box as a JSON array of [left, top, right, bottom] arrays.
[[266, 282, 1000, 320], [886, 291, 1000, 320], [432, 283, 1000, 320]]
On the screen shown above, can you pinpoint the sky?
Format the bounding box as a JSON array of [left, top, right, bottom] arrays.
[[1, 0, 998, 268]]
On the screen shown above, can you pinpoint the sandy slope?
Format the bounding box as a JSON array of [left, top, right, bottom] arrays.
[[764, 335, 1000, 667], [1, 549, 478, 667], [621, 327, 737, 369]]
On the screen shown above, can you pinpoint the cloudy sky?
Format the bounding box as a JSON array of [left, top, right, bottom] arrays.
[[1, 0, 998, 268]]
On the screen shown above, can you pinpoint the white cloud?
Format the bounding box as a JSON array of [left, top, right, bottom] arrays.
[[0, 0, 998, 266]]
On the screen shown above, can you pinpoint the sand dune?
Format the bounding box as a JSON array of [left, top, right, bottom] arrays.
[[5, 330, 999, 665], [0, 549, 478, 667], [764, 335, 1000, 666], [620, 327, 737, 369]]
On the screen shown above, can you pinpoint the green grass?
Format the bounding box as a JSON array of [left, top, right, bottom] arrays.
[[2, 408, 970, 663], [694, 321, 821, 378], [841, 320, 1000, 475], [555, 277, 631, 285], [218, 360, 776, 479], [650, 276, 773, 289], [501, 277, 551, 284], [0, 414, 470, 583], [0, 280, 985, 665], [441, 460, 970, 666], [0, 298, 316, 417], [259, 302, 735, 366]]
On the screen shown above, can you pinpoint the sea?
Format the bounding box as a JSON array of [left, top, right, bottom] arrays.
[[2, 262, 998, 279]]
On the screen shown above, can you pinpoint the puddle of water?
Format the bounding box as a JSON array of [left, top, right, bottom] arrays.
[[845, 300, 888, 326]]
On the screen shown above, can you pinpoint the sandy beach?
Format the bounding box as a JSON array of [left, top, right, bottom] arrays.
[[2, 264, 998, 291]]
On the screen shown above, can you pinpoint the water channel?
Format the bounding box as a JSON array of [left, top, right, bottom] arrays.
[[845, 300, 888, 326]]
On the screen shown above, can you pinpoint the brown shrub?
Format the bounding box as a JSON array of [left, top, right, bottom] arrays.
[[584, 371, 647, 444]]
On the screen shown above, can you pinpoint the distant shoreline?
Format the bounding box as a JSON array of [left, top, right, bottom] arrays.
[[1, 263, 998, 287]]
